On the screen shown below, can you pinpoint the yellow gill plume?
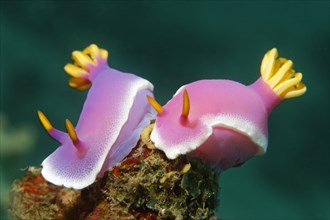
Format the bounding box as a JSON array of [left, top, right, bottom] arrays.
[[64, 44, 108, 91], [260, 48, 306, 99]]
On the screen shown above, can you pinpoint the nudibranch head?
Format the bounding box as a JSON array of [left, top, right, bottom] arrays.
[[149, 48, 306, 171], [38, 44, 155, 189]]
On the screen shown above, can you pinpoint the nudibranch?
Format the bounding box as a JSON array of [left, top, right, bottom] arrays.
[[148, 48, 306, 170], [38, 44, 155, 189]]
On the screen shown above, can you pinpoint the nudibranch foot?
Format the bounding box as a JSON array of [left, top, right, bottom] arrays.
[[39, 44, 155, 189], [189, 126, 259, 171], [149, 48, 307, 171], [99, 88, 156, 173]]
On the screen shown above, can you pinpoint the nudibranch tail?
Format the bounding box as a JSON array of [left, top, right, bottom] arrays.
[[260, 48, 307, 99], [64, 44, 109, 91], [147, 95, 163, 113], [181, 89, 190, 118], [37, 111, 66, 143]]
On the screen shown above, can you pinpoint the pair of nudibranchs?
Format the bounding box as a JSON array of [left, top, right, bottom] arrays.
[[38, 44, 306, 189]]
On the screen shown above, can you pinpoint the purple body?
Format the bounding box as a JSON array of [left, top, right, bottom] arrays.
[[151, 78, 282, 170], [40, 45, 155, 189], [150, 48, 307, 171]]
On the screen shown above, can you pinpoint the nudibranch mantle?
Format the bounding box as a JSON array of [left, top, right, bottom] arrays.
[[39, 44, 155, 189], [149, 48, 306, 170]]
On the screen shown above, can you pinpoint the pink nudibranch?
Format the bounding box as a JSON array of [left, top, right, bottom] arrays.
[[38, 44, 155, 189], [148, 48, 306, 171]]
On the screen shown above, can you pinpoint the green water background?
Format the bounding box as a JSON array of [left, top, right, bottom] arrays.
[[1, 1, 329, 219]]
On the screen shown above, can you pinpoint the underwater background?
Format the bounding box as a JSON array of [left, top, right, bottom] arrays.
[[1, 1, 329, 219]]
